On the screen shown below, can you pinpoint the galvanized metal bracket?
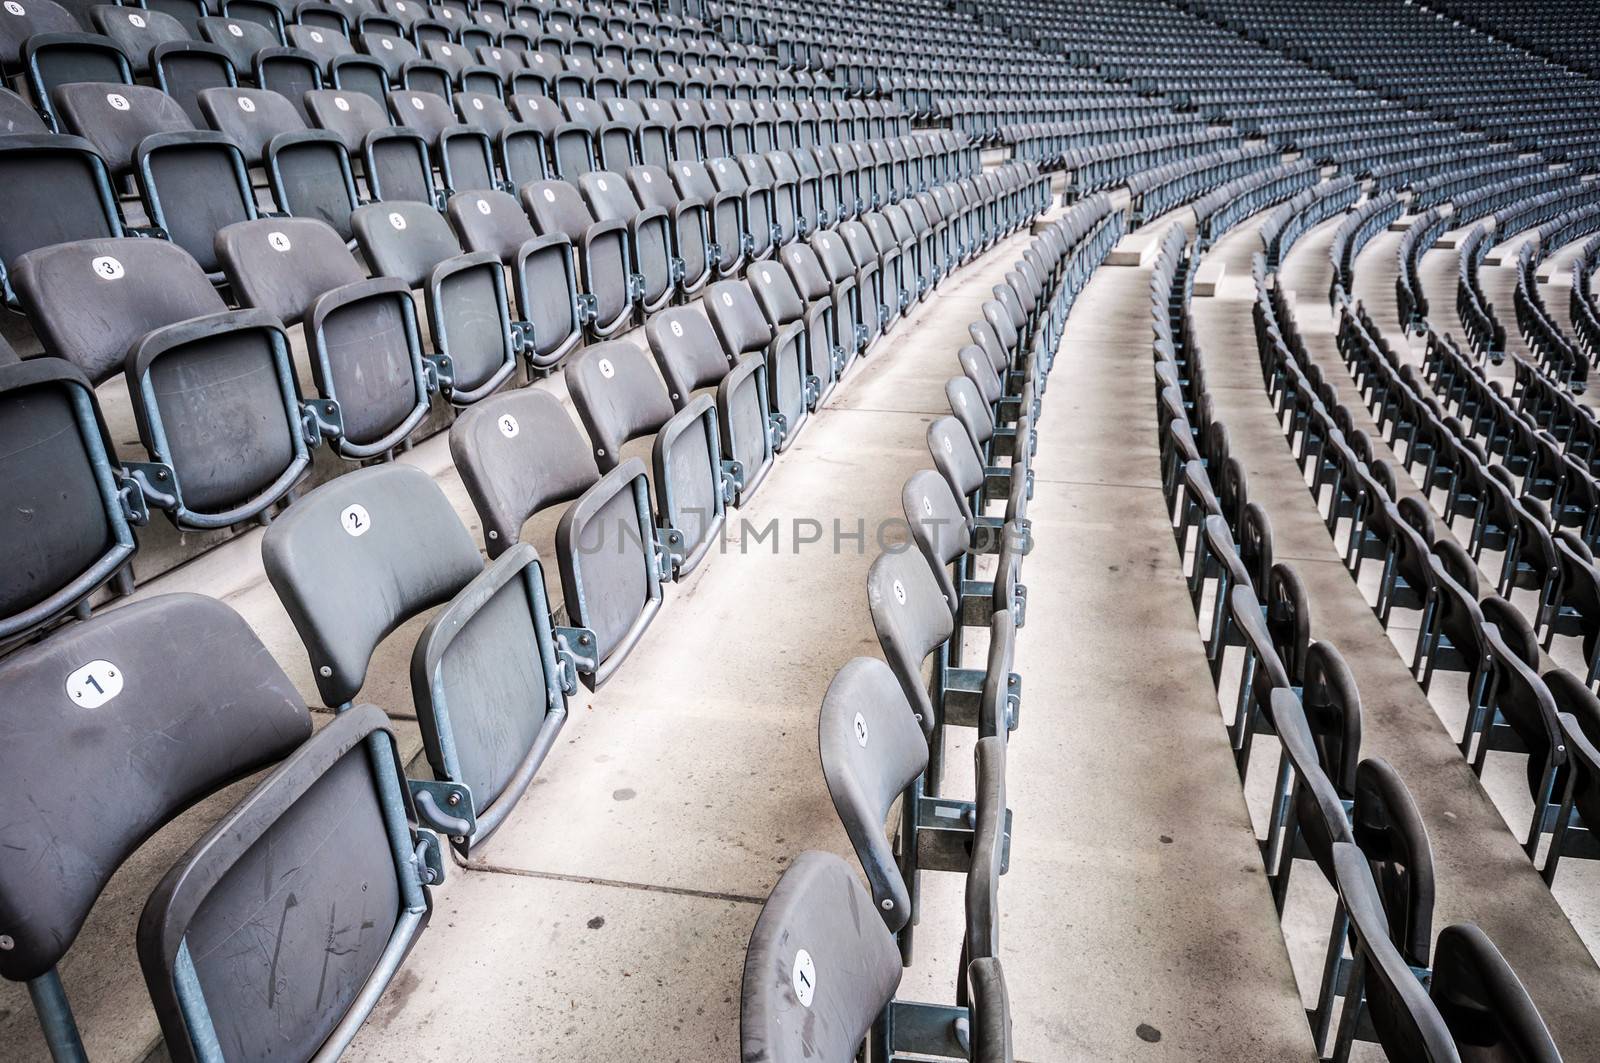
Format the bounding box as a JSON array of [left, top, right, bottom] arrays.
[[408, 779, 476, 844], [913, 793, 1013, 874], [554, 626, 597, 693]]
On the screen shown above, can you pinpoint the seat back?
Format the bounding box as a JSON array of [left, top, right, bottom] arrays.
[[265, 129, 361, 239], [818, 656, 928, 932], [449, 386, 600, 557], [565, 338, 674, 472], [263, 463, 484, 707], [740, 851, 902, 1063], [135, 130, 257, 273], [90, 4, 187, 74], [352, 198, 463, 288], [139, 704, 429, 1063], [928, 414, 986, 521], [645, 303, 731, 404], [1429, 923, 1561, 1063], [0, 593, 310, 984], [0, 358, 137, 641], [1301, 640, 1361, 797], [198, 85, 305, 162], [903, 467, 970, 612], [54, 80, 193, 173], [305, 86, 387, 152], [210, 216, 353, 310], [704, 277, 772, 357], [1335, 842, 1460, 1060], [0, 133, 122, 299], [867, 546, 954, 738], [1352, 757, 1435, 968], [13, 235, 225, 385]]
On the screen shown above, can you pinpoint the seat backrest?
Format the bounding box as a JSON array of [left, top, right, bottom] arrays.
[[966, 735, 1007, 966], [867, 545, 953, 738], [1429, 923, 1561, 1063], [1333, 841, 1462, 1061], [0, 592, 311, 984], [352, 199, 464, 288], [928, 415, 986, 519], [197, 85, 305, 161], [0, 86, 47, 133], [53, 80, 193, 173], [89, 3, 186, 73], [704, 278, 772, 357], [389, 86, 454, 139], [0, 0, 79, 63], [447, 187, 539, 260], [217, 216, 365, 324], [262, 463, 483, 707], [565, 339, 675, 472], [645, 303, 731, 404], [740, 850, 902, 1063], [449, 385, 601, 557], [578, 168, 642, 221], [521, 177, 595, 242], [13, 235, 224, 385], [818, 656, 927, 932], [196, 16, 278, 72], [903, 467, 971, 611], [1273, 688, 1354, 887], [1301, 640, 1361, 797], [138, 703, 424, 1063], [305, 86, 388, 152], [1352, 757, 1435, 969], [0, 133, 122, 283]]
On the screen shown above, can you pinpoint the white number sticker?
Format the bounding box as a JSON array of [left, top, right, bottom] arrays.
[[334, 95, 350, 111], [543, 188, 556, 202], [640, 170, 652, 183], [4, 2, 26, 15], [941, 434, 952, 453], [791, 950, 816, 1007], [957, 391, 967, 407], [91, 256, 124, 280], [227, 22, 242, 35], [720, 292, 733, 307], [128, 12, 145, 26], [66, 660, 123, 709], [476, 197, 492, 215], [309, 29, 323, 42], [760, 268, 770, 283], [238, 95, 256, 112], [670, 319, 683, 337], [497, 414, 519, 438], [491, 49, 501, 60], [106, 92, 130, 111], [380, 37, 393, 49], [268, 231, 291, 252], [892, 578, 906, 605], [410, 96, 425, 110], [596, 178, 607, 191], [439, 44, 451, 55], [597, 357, 615, 379], [340, 503, 371, 537], [921, 495, 933, 516], [853, 712, 869, 747], [389, 211, 407, 230], [471, 97, 484, 110]]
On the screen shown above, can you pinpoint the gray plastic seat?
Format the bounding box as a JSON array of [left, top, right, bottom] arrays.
[[262, 463, 574, 846], [0, 357, 139, 643], [820, 657, 1010, 966], [644, 303, 773, 504], [133, 129, 257, 276], [566, 339, 728, 580], [904, 468, 1025, 632], [578, 169, 673, 314], [741, 849, 1013, 1063], [450, 386, 664, 690], [0, 0, 79, 77], [14, 237, 315, 527], [748, 256, 832, 414], [0, 132, 125, 307], [0, 86, 47, 133], [218, 216, 432, 457], [139, 703, 437, 1063], [867, 544, 1019, 793], [521, 178, 633, 339], [352, 199, 516, 404], [25, 32, 133, 129], [264, 126, 361, 239], [88, 4, 186, 75], [929, 414, 1029, 541], [705, 277, 807, 451], [811, 225, 876, 347], [52, 80, 193, 174], [781, 239, 859, 374], [671, 157, 745, 276], [626, 162, 710, 297], [0, 593, 311, 1059], [446, 187, 581, 370], [197, 84, 305, 163]]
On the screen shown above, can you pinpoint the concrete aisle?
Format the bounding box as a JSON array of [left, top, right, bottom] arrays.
[[1181, 212, 1600, 1055], [989, 240, 1315, 1060]]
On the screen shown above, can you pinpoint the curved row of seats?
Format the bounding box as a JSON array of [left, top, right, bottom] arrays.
[[1156, 196, 1567, 1060], [738, 193, 1124, 1063]]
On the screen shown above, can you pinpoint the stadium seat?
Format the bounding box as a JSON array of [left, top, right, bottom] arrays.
[[0, 593, 311, 1057]]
